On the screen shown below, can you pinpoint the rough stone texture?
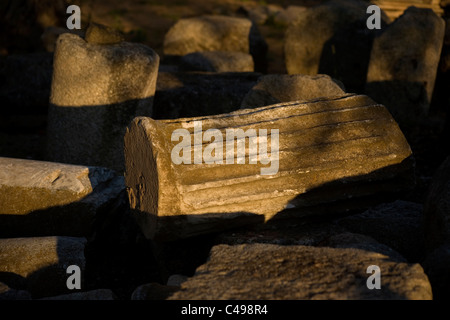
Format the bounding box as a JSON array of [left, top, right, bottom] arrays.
[[424, 156, 450, 251], [273, 6, 308, 26], [337, 200, 426, 262], [40, 289, 116, 300], [240, 74, 345, 109], [130, 283, 179, 300], [180, 51, 254, 72], [365, 7, 445, 124], [169, 243, 432, 300], [243, 4, 284, 25], [153, 71, 261, 119], [41, 26, 84, 52], [0, 157, 125, 237], [373, 0, 443, 20], [163, 15, 267, 72], [125, 93, 414, 241], [422, 242, 450, 300], [84, 22, 124, 45], [0, 52, 53, 115], [0, 282, 32, 300], [0, 236, 86, 299], [215, 217, 348, 246], [284, 0, 390, 93], [46, 33, 160, 171]]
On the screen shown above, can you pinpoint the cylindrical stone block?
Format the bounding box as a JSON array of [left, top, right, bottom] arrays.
[[47, 33, 160, 171], [124, 93, 414, 241]]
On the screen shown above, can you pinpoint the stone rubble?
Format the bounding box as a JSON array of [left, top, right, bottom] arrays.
[[1, 1, 449, 301]]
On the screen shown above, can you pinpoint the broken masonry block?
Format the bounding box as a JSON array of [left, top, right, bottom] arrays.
[[124, 93, 414, 241], [47, 32, 160, 172], [0, 157, 124, 237]]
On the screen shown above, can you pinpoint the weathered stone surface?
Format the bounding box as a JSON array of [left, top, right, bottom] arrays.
[[424, 156, 450, 251], [41, 26, 84, 52], [243, 4, 284, 25], [153, 71, 261, 119], [169, 243, 432, 300], [125, 93, 413, 241], [163, 15, 267, 72], [46, 33, 160, 171], [41, 289, 116, 300], [0, 157, 124, 237], [0, 282, 31, 300], [0, 236, 86, 299], [273, 6, 308, 26], [422, 242, 450, 300], [85, 22, 124, 45], [337, 200, 426, 262], [180, 51, 254, 72], [0, 52, 53, 115], [284, 0, 390, 93], [373, 0, 444, 20], [131, 283, 179, 300], [240, 74, 345, 109], [365, 7, 445, 124]]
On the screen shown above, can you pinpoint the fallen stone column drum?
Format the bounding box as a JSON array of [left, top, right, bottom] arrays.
[[124, 93, 414, 241]]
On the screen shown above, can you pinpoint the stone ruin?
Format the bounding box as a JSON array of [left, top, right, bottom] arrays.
[[1, 0, 450, 301]]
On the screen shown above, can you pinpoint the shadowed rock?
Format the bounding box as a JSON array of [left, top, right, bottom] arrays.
[[365, 7, 445, 124], [424, 156, 450, 252], [284, 0, 390, 93], [337, 200, 426, 262], [180, 51, 254, 72], [240, 74, 345, 109]]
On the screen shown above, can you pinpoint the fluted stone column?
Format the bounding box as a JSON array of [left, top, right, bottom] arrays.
[[125, 93, 414, 240]]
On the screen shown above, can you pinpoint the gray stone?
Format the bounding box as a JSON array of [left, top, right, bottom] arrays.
[[125, 93, 413, 241], [0, 236, 86, 299], [0, 157, 124, 237], [337, 200, 426, 262], [284, 0, 390, 93], [422, 242, 450, 300], [167, 274, 189, 287], [424, 156, 450, 251], [40, 289, 116, 300], [46, 33, 160, 171], [365, 7, 445, 125], [240, 74, 345, 109], [168, 243, 432, 300], [131, 283, 179, 300], [153, 71, 261, 119], [180, 51, 254, 72], [163, 15, 267, 72]]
